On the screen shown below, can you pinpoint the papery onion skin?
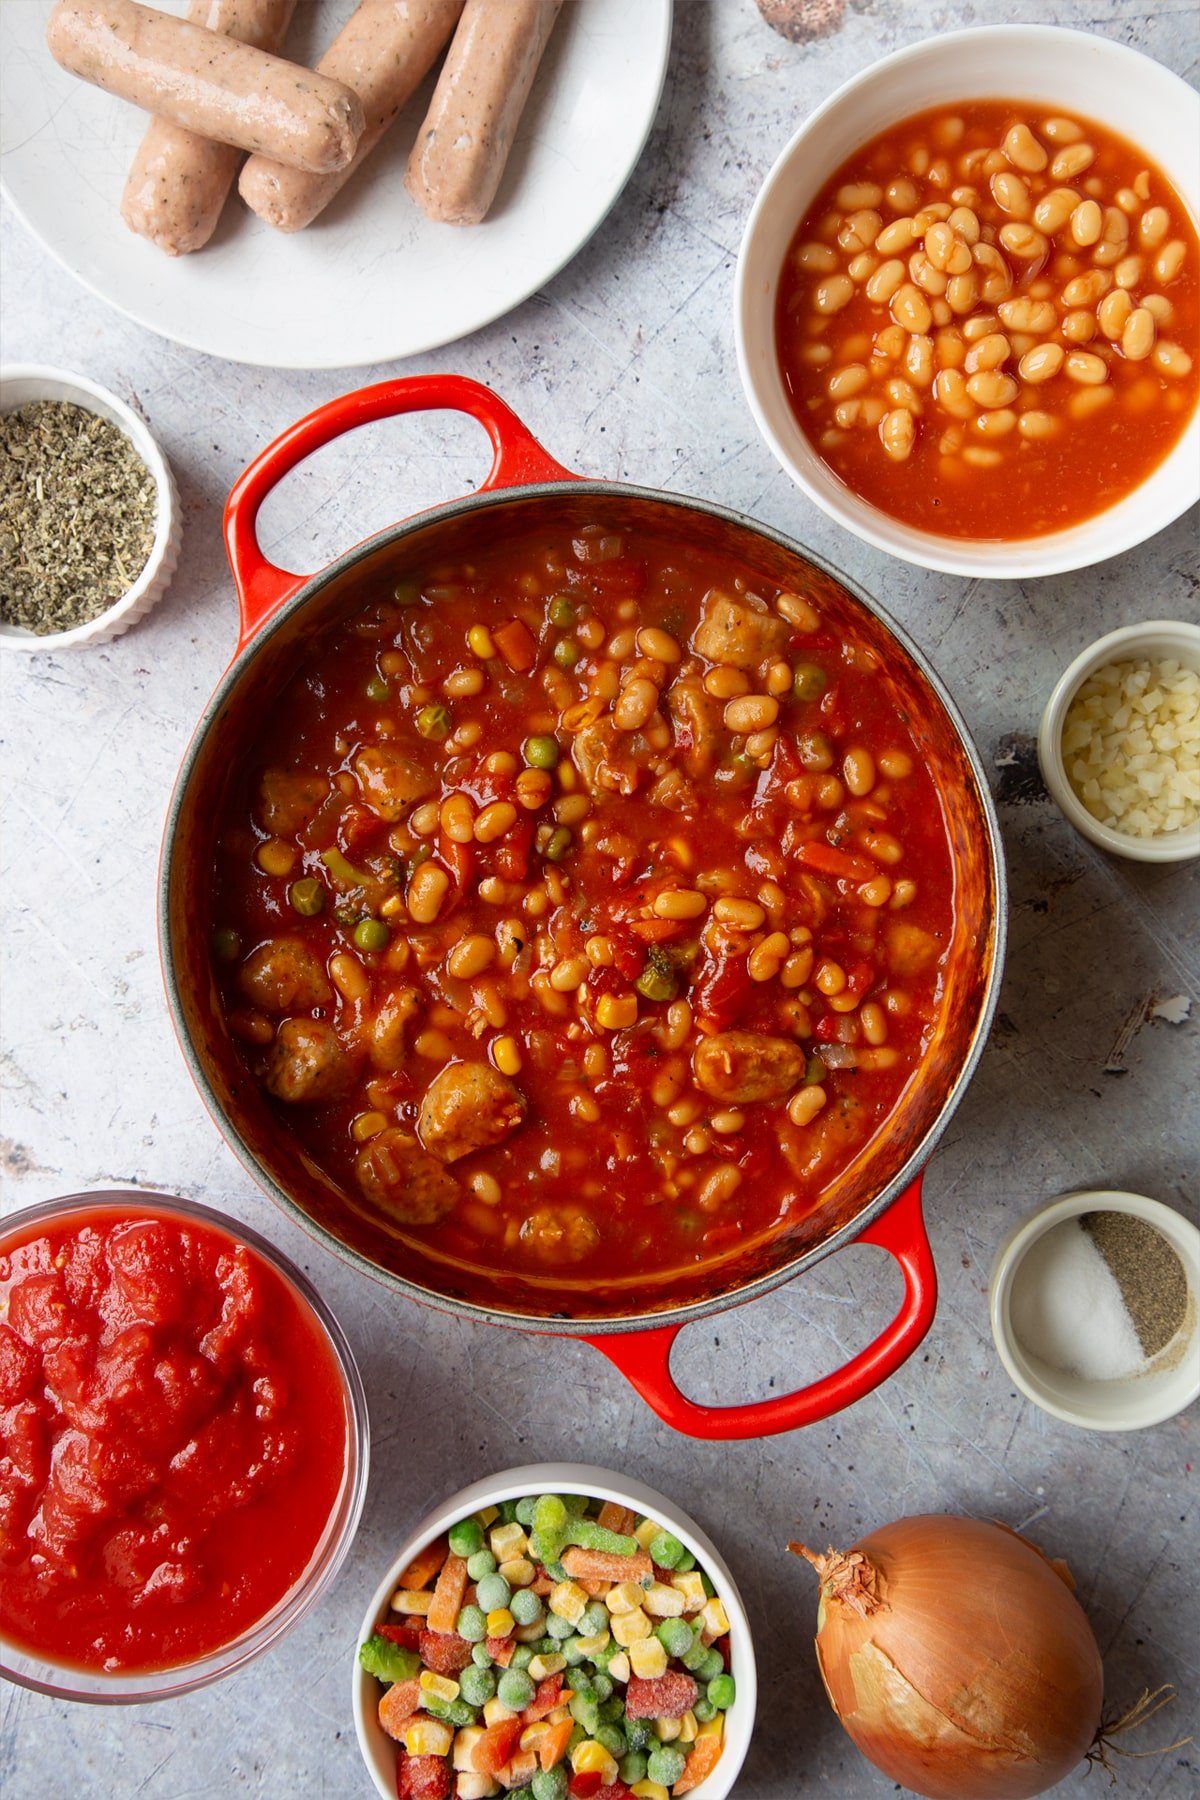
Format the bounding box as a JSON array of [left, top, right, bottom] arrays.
[[792, 1514, 1104, 1800]]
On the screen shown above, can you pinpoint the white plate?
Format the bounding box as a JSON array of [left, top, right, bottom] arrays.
[[0, 0, 672, 368]]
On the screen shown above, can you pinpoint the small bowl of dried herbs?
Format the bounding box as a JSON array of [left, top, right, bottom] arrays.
[[0, 364, 180, 650], [989, 1190, 1199, 1432]]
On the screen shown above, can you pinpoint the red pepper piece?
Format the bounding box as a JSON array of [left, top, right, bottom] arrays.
[[522, 1672, 564, 1721], [471, 1717, 524, 1775], [627, 917, 688, 944], [569, 1776, 604, 1799], [377, 1622, 422, 1651], [691, 952, 752, 1033], [796, 840, 874, 884], [436, 834, 474, 916], [814, 1015, 839, 1043], [625, 1671, 699, 1719], [418, 1628, 473, 1676], [395, 1752, 450, 1800], [495, 817, 533, 882]]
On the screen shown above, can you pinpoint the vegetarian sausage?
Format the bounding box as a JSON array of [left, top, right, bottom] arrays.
[[417, 1061, 525, 1162], [264, 1017, 352, 1103], [237, 938, 331, 1013], [405, 0, 565, 226], [693, 1030, 808, 1104], [121, 0, 297, 256], [355, 1128, 461, 1225], [46, 0, 364, 174], [239, 0, 464, 233], [691, 588, 791, 669]]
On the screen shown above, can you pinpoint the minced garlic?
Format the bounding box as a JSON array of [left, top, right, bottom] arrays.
[[1061, 656, 1200, 837]]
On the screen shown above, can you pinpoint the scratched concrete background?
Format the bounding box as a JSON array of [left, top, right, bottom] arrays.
[[1, 1, 1198, 1796]]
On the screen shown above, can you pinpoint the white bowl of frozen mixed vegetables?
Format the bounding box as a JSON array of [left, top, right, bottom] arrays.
[[352, 1463, 756, 1800]]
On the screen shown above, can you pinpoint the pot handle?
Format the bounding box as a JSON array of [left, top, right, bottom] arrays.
[[223, 374, 577, 651], [582, 1178, 936, 1440]]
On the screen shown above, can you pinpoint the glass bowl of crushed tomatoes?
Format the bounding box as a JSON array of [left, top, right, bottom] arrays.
[[0, 1191, 369, 1702]]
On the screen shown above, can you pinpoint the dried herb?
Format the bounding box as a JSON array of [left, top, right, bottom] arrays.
[[0, 400, 157, 635]]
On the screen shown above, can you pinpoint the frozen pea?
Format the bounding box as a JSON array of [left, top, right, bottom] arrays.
[[546, 1612, 575, 1640], [599, 1694, 624, 1725], [619, 1750, 648, 1784], [624, 1717, 651, 1754], [562, 1635, 591, 1666], [674, 1548, 696, 1573], [579, 1602, 610, 1637], [591, 1672, 613, 1703], [475, 1573, 512, 1612], [531, 1769, 568, 1800], [682, 1635, 709, 1672], [596, 1723, 626, 1758], [692, 1696, 717, 1724], [498, 1499, 520, 1524], [563, 1494, 589, 1516], [497, 1668, 535, 1711], [515, 1495, 538, 1526], [707, 1672, 736, 1709], [510, 1587, 543, 1627], [647, 1745, 687, 1787], [467, 1549, 497, 1581], [511, 1644, 535, 1671], [448, 1516, 484, 1558], [459, 1664, 495, 1707], [655, 1617, 694, 1659], [569, 1690, 601, 1736], [698, 1647, 725, 1683], [534, 1493, 568, 1537], [456, 1604, 487, 1643], [471, 1642, 494, 1669], [701, 1572, 716, 1598], [648, 1529, 685, 1569]]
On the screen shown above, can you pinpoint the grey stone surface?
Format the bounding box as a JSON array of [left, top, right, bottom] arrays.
[[1, 2, 1197, 1797]]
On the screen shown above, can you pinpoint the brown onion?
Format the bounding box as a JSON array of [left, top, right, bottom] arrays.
[[789, 1514, 1104, 1800]]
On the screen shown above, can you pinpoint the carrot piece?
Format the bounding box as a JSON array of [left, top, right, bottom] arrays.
[[597, 1502, 637, 1535], [539, 1719, 574, 1771], [796, 840, 874, 883], [492, 617, 537, 672], [425, 1551, 468, 1634], [486, 1634, 516, 1666], [673, 1735, 724, 1794], [561, 1545, 653, 1584], [472, 1717, 524, 1775], [378, 1678, 421, 1739], [397, 1534, 449, 1590]]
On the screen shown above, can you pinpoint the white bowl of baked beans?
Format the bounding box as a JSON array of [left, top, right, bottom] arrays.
[[735, 26, 1200, 578], [1038, 619, 1200, 863]]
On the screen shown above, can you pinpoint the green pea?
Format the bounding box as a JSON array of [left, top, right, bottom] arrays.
[[498, 1499, 520, 1524], [591, 1673, 613, 1703], [510, 1643, 535, 1671], [636, 950, 677, 1004], [470, 1642, 494, 1668], [618, 1751, 648, 1785], [211, 926, 241, 964], [793, 661, 827, 703], [353, 917, 390, 952], [546, 1611, 575, 1640], [456, 1604, 488, 1643], [515, 1496, 539, 1525], [466, 1549, 497, 1581], [624, 1717, 651, 1754], [647, 1746, 687, 1788], [496, 1668, 535, 1711], [549, 594, 576, 628], [365, 674, 390, 702], [655, 1617, 694, 1659], [458, 1664, 495, 1707], [449, 1516, 485, 1557], [692, 1696, 717, 1723], [708, 1672, 736, 1709], [596, 1724, 626, 1758], [531, 1769, 568, 1800], [543, 826, 572, 863], [648, 1529, 685, 1568], [675, 1548, 696, 1572], [417, 703, 451, 739], [476, 1573, 511, 1613], [523, 734, 560, 770], [805, 1053, 827, 1087], [289, 877, 324, 919], [510, 1587, 543, 1627], [697, 1646, 725, 1683], [579, 1602, 610, 1638], [553, 637, 580, 669]]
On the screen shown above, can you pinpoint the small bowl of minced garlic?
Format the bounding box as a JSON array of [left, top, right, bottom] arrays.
[[0, 364, 180, 651], [1039, 620, 1200, 864], [990, 1190, 1200, 1431]]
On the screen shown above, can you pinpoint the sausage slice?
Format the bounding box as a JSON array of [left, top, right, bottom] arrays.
[[418, 1062, 525, 1163], [693, 1030, 807, 1104], [356, 1129, 461, 1226]]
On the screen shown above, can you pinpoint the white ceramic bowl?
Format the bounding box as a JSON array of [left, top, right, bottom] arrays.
[[989, 1190, 1200, 1431], [1038, 619, 1200, 862], [0, 364, 180, 650], [353, 1463, 757, 1800], [734, 26, 1200, 579]]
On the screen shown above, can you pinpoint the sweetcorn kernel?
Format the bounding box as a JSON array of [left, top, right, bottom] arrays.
[[643, 1581, 686, 1617], [634, 1518, 663, 1551], [549, 1580, 589, 1625], [701, 1596, 730, 1640], [653, 1716, 682, 1743], [528, 1653, 566, 1682], [490, 1522, 529, 1562], [486, 1607, 515, 1637], [483, 1698, 519, 1726], [630, 1785, 670, 1800], [390, 1588, 434, 1615], [670, 1571, 706, 1610], [607, 1650, 631, 1684], [678, 1710, 699, 1744], [453, 1726, 485, 1770], [628, 1636, 668, 1679], [573, 1630, 611, 1657], [419, 1669, 459, 1703], [610, 1607, 652, 1645], [572, 1741, 619, 1782], [403, 1718, 453, 1757], [498, 1556, 536, 1588], [605, 1580, 645, 1616]]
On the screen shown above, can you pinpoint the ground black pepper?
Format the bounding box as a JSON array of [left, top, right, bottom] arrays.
[[1083, 1211, 1190, 1359], [0, 399, 157, 635]]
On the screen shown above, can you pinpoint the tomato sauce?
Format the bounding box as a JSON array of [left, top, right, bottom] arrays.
[[0, 1202, 350, 1675]]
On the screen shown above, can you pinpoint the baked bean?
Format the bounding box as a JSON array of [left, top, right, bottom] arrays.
[[712, 897, 766, 930], [1064, 350, 1109, 385], [934, 327, 967, 367], [441, 793, 476, 843], [997, 296, 1056, 334], [815, 274, 855, 314], [1121, 307, 1157, 361], [1069, 199, 1103, 246], [1097, 287, 1134, 339], [1041, 116, 1084, 143], [990, 169, 1031, 217], [875, 217, 919, 254], [863, 258, 907, 305], [934, 367, 973, 417], [875, 322, 908, 358], [1142, 293, 1174, 325], [776, 591, 821, 630], [636, 626, 680, 663], [910, 251, 948, 296], [891, 283, 932, 333], [1032, 186, 1079, 234], [924, 221, 957, 268], [947, 205, 981, 244], [1018, 341, 1065, 383], [788, 1086, 827, 1128], [848, 252, 879, 284], [1153, 239, 1186, 284], [964, 331, 1011, 373], [798, 342, 833, 367], [1051, 142, 1095, 180], [839, 207, 883, 253], [1115, 186, 1140, 214], [843, 747, 876, 796], [905, 334, 936, 386], [972, 242, 1012, 302], [724, 694, 779, 734], [999, 222, 1049, 260], [614, 677, 659, 732], [1061, 310, 1097, 344], [885, 376, 921, 411], [748, 931, 791, 983], [1139, 206, 1170, 248], [828, 363, 869, 399], [1134, 169, 1152, 201], [974, 407, 1017, 437], [961, 445, 1003, 467], [837, 180, 884, 210], [475, 800, 518, 843], [1017, 409, 1059, 439], [966, 370, 1019, 408], [448, 934, 496, 980], [1114, 254, 1144, 289], [880, 407, 916, 461], [407, 862, 450, 924], [796, 240, 839, 273], [885, 176, 922, 212], [1068, 385, 1115, 420], [1004, 122, 1047, 173], [1152, 340, 1193, 378], [1062, 269, 1111, 307]]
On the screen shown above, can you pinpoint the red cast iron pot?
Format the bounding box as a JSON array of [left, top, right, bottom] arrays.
[[160, 375, 1007, 1440]]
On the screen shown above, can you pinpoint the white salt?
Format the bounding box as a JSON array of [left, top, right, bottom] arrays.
[[1010, 1218, 1145, 1382]]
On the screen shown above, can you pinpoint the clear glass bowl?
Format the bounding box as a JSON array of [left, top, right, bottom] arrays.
[[0, 1190, 369, 1703]]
